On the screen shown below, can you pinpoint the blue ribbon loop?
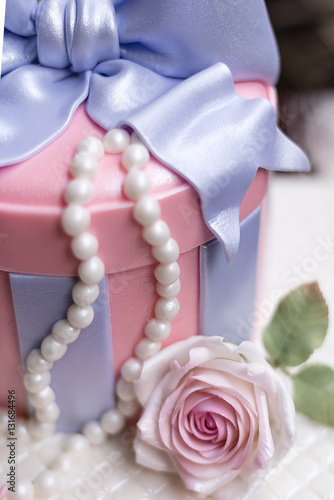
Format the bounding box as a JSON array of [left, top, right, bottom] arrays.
[[0, 0, 310, 262]]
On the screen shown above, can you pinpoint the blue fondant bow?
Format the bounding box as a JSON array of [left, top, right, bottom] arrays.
[[1, 0, 309, 262]]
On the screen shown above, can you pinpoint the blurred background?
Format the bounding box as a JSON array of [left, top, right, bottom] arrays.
[[267, 0, 334, 173], [257, 0, 334, 365], [253, 7, 334, 497]]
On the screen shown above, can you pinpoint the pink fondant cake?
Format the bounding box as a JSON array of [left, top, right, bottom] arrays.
[[0, 1, 310, 499], [0, 83, 270, 430]]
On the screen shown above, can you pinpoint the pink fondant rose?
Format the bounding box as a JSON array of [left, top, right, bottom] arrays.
[[134, 336, 295, 499]]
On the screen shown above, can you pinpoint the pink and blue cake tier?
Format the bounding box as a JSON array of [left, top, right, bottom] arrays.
[[0, 82, 272, 432]]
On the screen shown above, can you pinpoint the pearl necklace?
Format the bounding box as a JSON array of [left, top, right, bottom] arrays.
[[19, 129, 181, 498]]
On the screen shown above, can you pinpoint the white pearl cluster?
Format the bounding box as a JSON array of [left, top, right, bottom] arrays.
[[22, 137, 106, 443], [20, 129, 181, 497], [81, 129, 181, 436], [109, 130, 181, 417], [11, 432, 92, 499]]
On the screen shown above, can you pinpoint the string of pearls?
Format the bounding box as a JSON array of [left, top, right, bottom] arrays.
[[17, 129, 181, 499]]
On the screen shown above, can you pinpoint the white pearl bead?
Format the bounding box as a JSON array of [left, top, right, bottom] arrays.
[[34, 470, 61, 498], [144, 318, 171, 342], [154, 262, 180, 286], [17, 423, 29, 441], [64, 178, 94, 205], [124, 169, 150, 200], [36, 402, 60, 423], [76, 136, 104, 159], [133, 196, 161, 226], [28, 386, 56, 409], [13, 480, 35, 500], [118, 399, 140, 418], [66, 434, 90, 454], [135, 338, 161, 361], [155, 297, 180, 321], [67, 304, 94, 329], [156, 279, 181, 299], [23, 371, 51, 393], [78, 256, 105, 285], [61, 204, 91, 237], [51, 452, 73, 473], [71, 232, 99, 261], [116, 378, 136, 402], [83, 421, 106, 445], [70, 153, 99, 179], [130, 131, 143, 145], [28, 418, 55, 439], [142, 220, 170, 246], [122, 144, 150, 170], [72, 281, 100, 307], [103, 129, 130, 153], [100, 409, 125, 435], [52, 319, 81, 344], [121, 357, 143, 383], [152, 238, 180, 264], [26, 349, 54, 373], [41, 335, 68, 361]]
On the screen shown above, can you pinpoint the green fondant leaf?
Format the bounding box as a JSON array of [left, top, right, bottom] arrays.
[[262, 282, 328, 367], [293, 364, 334, 426]]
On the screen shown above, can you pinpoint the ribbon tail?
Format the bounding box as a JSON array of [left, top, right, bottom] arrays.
[[121, 63, 310, 264], [0, 66, 91, 167]]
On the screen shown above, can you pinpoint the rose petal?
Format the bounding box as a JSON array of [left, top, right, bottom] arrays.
[[182, 384, 258, 437], [185, 406, 218, 439], [137, 371, 178, 451], [179, 401, 232, 458], [134, 336, 242, 406], [201, 413, 218, 432], [169, 385, 238, 454], [196, 361, 267, 403], [249, 386, 274, 470], [175, 456, 247, 494], [188, 396, 238, 427], [169, 373, 258, 422], [173, 400, 256, 472], [134, 434, 177, 474], [196, 412, 219, 436], [177, 396, 254, 468], [185, 367, 258, 411], [188, 408, 220, 441], [159, 374, 259, 468]]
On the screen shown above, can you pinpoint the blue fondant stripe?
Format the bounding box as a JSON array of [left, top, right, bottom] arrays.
[[200, 207, 261, 344], [9, 274, 114, 432]]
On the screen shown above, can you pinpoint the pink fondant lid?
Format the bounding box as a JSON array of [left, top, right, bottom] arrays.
[[0, 82, 272, 276]]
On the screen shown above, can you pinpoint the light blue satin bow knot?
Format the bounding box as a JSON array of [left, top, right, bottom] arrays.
[[35, 0, 119, 72], [3, 0, 119, 73]]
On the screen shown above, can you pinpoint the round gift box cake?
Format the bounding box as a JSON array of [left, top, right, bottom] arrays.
[[0, 0, 309, 498], [0, 84, 270, 432]]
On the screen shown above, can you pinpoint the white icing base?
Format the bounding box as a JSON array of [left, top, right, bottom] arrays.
[[1, 412, 334, 499]]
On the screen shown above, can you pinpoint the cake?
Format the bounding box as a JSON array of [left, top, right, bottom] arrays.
[[0, 0, 310, 498]]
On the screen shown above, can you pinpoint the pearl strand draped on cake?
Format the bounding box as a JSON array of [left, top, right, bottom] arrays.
[[13, 131, 184, 497]]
